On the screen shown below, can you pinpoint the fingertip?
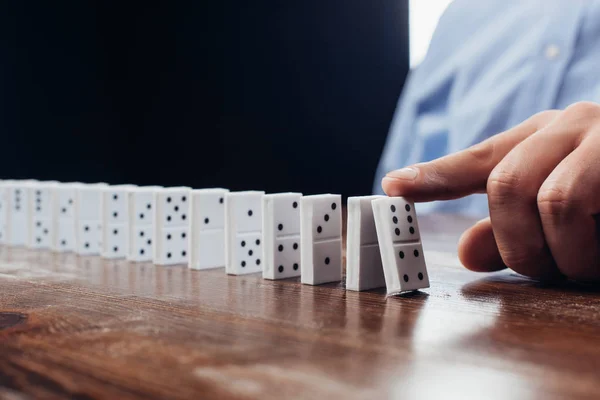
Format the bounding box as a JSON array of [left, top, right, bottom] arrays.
[[458, 217, 507, 272], [381, 167, 420, 197], [381, 176, 401, 196]]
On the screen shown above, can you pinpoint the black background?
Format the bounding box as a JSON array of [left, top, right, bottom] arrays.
[[0, 1, 409, 197]]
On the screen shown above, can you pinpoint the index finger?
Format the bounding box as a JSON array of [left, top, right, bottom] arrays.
[[381, 110, 560, 202]]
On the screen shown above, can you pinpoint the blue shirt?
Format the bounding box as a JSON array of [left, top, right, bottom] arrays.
[[373, 0, 600, 217]]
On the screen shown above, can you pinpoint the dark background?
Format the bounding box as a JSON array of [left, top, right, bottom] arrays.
[[0, 1, 409, 197]]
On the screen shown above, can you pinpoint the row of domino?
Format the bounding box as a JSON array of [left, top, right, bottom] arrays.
[[0, 180, 429, 294], [0, 181, 343, 285]]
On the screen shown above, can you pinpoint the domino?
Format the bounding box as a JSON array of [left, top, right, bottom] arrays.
[[28, 181, 59, 249], [52, 182, 83, 252], [262, 192, 302, 280], [6, 180, 37, 247], [225, 191, 265, 275], [371, 197, 429, 294], [300, 194, 342, 285], [127, 186, 162, 262], [101, 184, 137, 259], [153, 187, 192, 266], [346, 195, 386, 291], [0, 180, 11, 244], [75, 183, 108, 255], [188, 188, 229, 270]]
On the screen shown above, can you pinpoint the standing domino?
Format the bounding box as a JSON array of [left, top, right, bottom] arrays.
[[300, 194, 342, 285], [28, 181, 59, 249], [189, 188, 229, 270], [346, 195, 385, 291], [225, 191, 265, 275], [101, 184, 137, 259], [75, 183, 108, 255], [153, 187, 191, 266], [127, 186, 161, 262], [371, 197, 429, 294], [6, 180, 36, 246], [52, 182, 83, 252], [262, 192, 302, 280], [0, 180, 11, 244]]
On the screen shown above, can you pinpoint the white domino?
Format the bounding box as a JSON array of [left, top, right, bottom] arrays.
[[6, 180, 37, 247], [52, 182, 83, 252], [346, 195, 386, 291], [188, 188, 229, 270], [0, 180, 11, 244], [372, 197, 429, 294], [75, 183, 108, 255], [300, 194, 342, 285], [262, 192, 302, 280], [101, 184, 137, 259], [225, 191, 265, 275], [153, 187, 192, 266], [28, 181, 59, 249], [127, 186, 161, 262]]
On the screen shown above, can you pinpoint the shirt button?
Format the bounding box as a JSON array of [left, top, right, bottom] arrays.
[[545, 44, 560, 60]]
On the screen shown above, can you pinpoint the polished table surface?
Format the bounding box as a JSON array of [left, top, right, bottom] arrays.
[[0, 214, 599, 400]]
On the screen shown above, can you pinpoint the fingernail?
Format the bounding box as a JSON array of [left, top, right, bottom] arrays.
[[386, 167, 419, 181]]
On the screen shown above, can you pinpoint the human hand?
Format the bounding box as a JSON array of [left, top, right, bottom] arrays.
[[381, 102, 600, 282]]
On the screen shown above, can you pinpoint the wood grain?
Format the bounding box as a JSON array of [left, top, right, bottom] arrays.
[[0, 214, 599, 399]]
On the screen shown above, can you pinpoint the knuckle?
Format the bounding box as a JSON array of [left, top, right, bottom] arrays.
[[563, 101, 600, 126], [487, 166, 522, 201], [464, 140, 495, 165], [530, 109, 561, 127], [422, 162, 449, 188], [537, 184, 577, 218]]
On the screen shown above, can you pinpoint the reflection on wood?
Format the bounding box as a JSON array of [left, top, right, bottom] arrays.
[[0, 215, 598, 399]]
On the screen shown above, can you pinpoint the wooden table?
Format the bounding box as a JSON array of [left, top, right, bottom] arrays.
[[0, 214, 599, 399]]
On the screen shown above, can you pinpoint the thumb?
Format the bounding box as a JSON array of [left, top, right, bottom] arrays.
[[458, 217, 506, 272]]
